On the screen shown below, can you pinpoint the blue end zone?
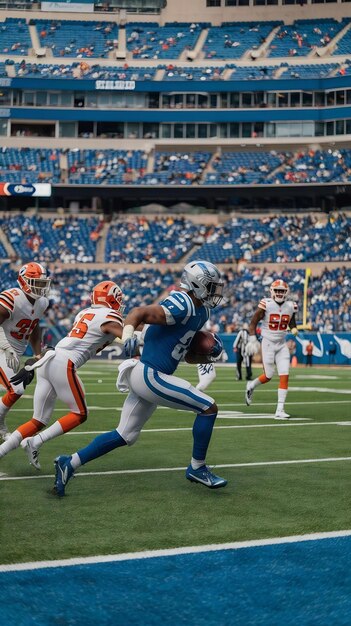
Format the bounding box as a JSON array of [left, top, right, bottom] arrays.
[[1, 536, 351, 625]]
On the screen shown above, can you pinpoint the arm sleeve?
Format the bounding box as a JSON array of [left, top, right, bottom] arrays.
[[159, 292, 194, 326]]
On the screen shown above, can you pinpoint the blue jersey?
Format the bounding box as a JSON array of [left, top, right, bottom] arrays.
[[141, 290, 210, 375]]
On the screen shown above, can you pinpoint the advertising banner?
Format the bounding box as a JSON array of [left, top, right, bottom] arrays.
[[41, 1, 94, 13], [0, 183, 52, 197]]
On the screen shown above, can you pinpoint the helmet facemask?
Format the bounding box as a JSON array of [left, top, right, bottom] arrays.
[[18, 263, 51, 299], [270, 280, 289, 304], [92, 281, 125, 314], [180, 261, 224, 309]]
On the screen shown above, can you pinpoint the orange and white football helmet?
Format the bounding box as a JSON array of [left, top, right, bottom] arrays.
[[270, 279, 289, 304], [18, 262, 51, 299], [91, 281, 125, 313]]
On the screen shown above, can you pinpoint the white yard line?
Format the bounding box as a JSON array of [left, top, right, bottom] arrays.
[[64, 421, 351, 434], [1, 455, 350, 482], [1, 529, 351, 572]]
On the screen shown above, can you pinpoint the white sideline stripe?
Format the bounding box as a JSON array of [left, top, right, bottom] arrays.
[[82, 388, 351, 395], [1, 455, 351, 483], [65, 420, 351, 434], [295, 375, 338, 380], [1, 529, 351, 572], [289, 386, 351, 394], [4, 400, 351, 413]]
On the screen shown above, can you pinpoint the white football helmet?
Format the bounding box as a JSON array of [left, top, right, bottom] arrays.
[[18, 262, 51, 299], [180, 260, 224, 309], [270, 279, 289, 304]]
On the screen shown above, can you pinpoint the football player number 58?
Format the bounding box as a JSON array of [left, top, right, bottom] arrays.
[[68, 313, 95, 339], [268, 314, 290, 331]]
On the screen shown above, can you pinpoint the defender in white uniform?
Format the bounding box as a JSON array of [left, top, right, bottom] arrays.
[[0, 262, 50, 441], [0, 281, 126, 468], [245, 279, 298, 419]]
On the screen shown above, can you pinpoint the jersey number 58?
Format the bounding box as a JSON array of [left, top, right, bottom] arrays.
[[268, 314, 290, 331]]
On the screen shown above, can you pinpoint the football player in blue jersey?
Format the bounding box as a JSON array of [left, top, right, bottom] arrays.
[[54, 260, 227, 496]]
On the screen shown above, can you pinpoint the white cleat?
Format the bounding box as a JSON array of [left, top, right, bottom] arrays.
[[21, 437, 41, 470], [245, 383, 254, 406], [275, 410, 290, 420]]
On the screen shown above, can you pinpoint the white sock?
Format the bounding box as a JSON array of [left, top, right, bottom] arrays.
[[32, 421, 64, 448], [70, 452, 82, 470], [251, 377, 262, 389], [0, 399, 9, 422], [277, 388, 288, 411], [0, 430, 22, 458], [191, 457, 206, 470]]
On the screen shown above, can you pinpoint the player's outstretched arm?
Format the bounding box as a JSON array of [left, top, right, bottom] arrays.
[[122, 304, 166, 342]]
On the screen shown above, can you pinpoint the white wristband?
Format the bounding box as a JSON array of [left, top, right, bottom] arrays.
[[122, 324, 135, 342]]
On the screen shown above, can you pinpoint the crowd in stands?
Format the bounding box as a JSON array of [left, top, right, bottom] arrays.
[[140, 152, 211, 186], [268, 19, 345, 58], [0, 211, 349, 267], [6, 59, 351, 82], [0, 18, 31, 55], [0, 260, 349, 336], [0, 148, 60, 184], [35, 19, 119, 58], [2, 148, 351, 187], [0, 17, 350, 64], [67, 149, 148, 184], [214, 265, 351, 333], [126, 22, 205, 60], [189, 213, 351, 264], [204, 21, 280, 60], [105, 215, 201, 263], [0, 214, 102, 263]]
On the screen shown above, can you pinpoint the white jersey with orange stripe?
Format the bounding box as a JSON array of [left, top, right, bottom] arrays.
[[55, 305, 123, 369], [0, 287, 49, 355], [258, 298, 298, 344]]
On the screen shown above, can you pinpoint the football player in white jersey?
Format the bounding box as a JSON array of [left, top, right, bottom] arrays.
[[0, 262, 50, 441], [0, 280, 127, 468], [245, 279, 298, 420]]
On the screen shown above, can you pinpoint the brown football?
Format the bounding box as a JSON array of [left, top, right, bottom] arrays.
[[188, 330, 217, 355]]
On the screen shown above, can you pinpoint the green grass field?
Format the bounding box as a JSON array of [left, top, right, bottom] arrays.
[[1, 362, 350, 566]]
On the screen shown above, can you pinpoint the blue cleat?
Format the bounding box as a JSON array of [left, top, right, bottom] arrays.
[[186, 464, 227, 489], [54, 455, 74, 497]]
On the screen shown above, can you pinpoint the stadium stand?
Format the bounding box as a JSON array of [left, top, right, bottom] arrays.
[[268, 19, 347, 58], [0, 214, 101, 263], [0, 17, 31, 55], [0, 148, 60, 184], [66, 149, 148, 184], [34, 19, 119, 57], [126, 22, 207, 59], [105, 215, 201, 263], [204, 21, 281, 59], [1, 148, 351, 186], [217, 265, 351, 332]]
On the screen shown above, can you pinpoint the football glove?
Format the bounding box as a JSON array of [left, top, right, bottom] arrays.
[[0, 327, 20, 372], [122, 336, 140, 359], [245, 335, 260, 357], [2, 347, 20, 372], [208, 334, 223, 362], [10, 363, 35, 389], [290, 327, 299, 336]]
